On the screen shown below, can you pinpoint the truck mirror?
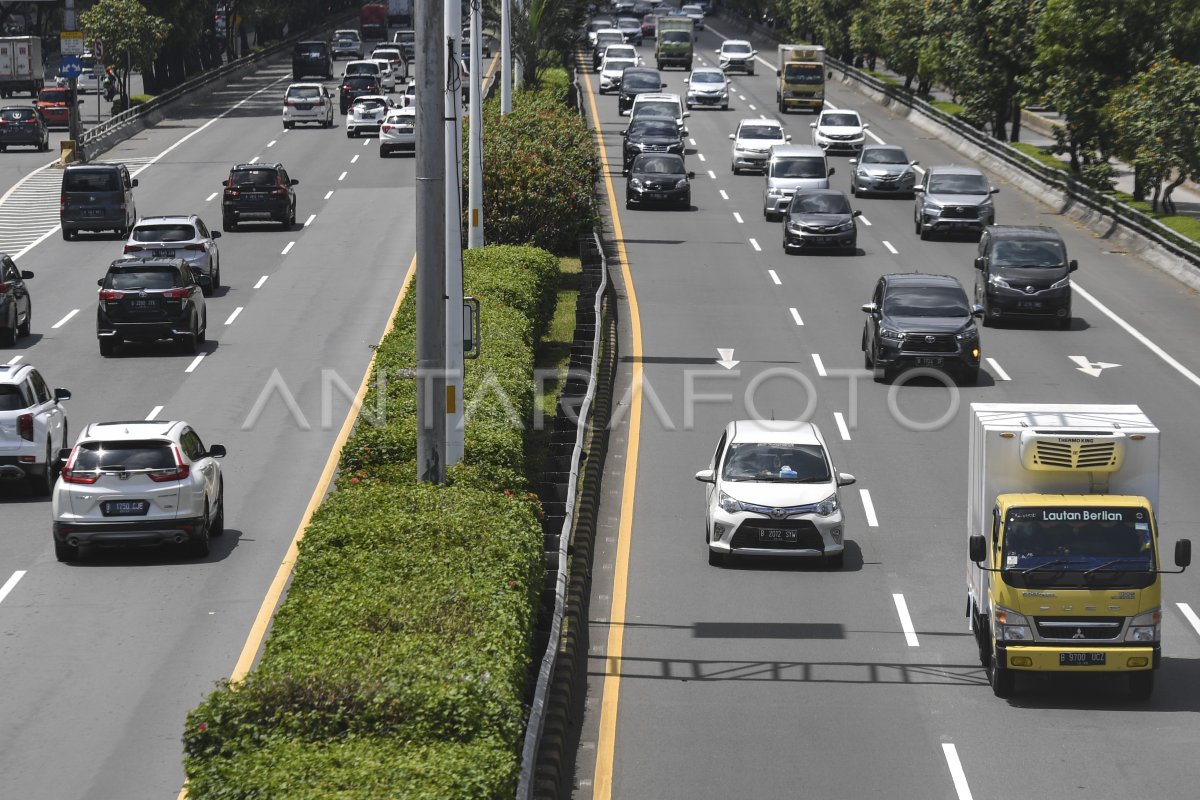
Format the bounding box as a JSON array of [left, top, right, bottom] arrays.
[[1175, 539, 1192, 569], [1068, 259, 1078, 272], [974, 256, 985, 270], [827, 166, 835, 176], [969, 533, 987, 563]]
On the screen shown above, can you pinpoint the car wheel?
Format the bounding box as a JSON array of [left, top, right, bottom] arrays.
[[0, 317, 15, 347], [988, 646, 1015, 697], [197, 313, 207, 344], [849, 181, 856, 196], [347, 129, 355, 138], [29, 440, 55, 496], [99, 337, 117, 357], [210, 263, 221, 293], [190, 504, 212, 558], [918, 219, 930, 240], [62, 227, 74, 241], [17, 305, 29, 337], [825, 551, 844, 569], [1058, 315, 1071, 331], [873, 364, 888, 383], [288, 204, 296, 228], [283, 121, 293, 129], [54, 538, 79, 562], [731, 163, 739, 175], [748, 68, 755, 76], [179, 322, 199, 355], [707, 547, 725, 567], [210, 485, 225, 537], [222, 215, 236, 233]]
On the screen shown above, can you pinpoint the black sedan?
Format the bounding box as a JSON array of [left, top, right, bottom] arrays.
[[625, 153, 693, 210], [782, 188, 861, 255], [622, 118, 684, 174], [0, 106, 49, 151]]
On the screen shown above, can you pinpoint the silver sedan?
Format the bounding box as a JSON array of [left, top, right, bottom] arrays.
[[849, 144, 919, 198]]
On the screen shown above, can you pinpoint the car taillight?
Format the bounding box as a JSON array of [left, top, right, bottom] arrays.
[[342, 85, 353, 92], [123, 244, 143, 253], [17, 413, 33, 442], [381, 124, 393, 133], [60, 193, 66, 212], [0, 282, 7, 293], [148, 446, 189, 482], [162, 288, 189, 299], [99, 289, 123, 300], [61, 448, 99, 485], [183, 243, 206, 251]]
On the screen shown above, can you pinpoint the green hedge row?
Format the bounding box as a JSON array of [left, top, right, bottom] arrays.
[[182, 243, 561, 799]]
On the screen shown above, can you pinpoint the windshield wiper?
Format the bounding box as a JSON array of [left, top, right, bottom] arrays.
[[1083, 558, 1151, 577], [1018, 558, 1079, 575]]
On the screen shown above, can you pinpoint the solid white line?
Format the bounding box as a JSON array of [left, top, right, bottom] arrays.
[[985, 357, 1011, 381], [205, 192, 217, 202], [866, 129, 886, 145], [733, 212, 743, 224], [145, 405, 163, 421], [859, 215, 872, 226], [893, 594, 920, 646], [224, 307, 243, 326], [254, 275, 268, 289], [249, 156, 259, 164], [184, 355, 205, 373], [0, 571, 25, 606], [768, 269, 781, 285], [719, 189, 729, 200], [707, 169, 716, 180], [304, 214, 317, 227], [942, 744, 975, 800], [749, 238, 761, 252], [281, 241, 295, 255], [697, 153, 706, 162], [267, 139, 277, 147], [1177, 603, 1200, 638], [6, 355, 21, 366], [338, 171, 347, 181], [812, 353, 827, 376], [883, 240, 898, 254], [351, 154, 360, 164], [51, 309, 79, 329], [860, 489, 879, 526], [790, 307, 803, 326], [1073, 282, 1200, 388], [324, 190, 334, 200], [833, 411, 850, 441]]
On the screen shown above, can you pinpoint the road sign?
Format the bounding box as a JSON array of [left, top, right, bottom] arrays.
[[59, 55, 82, 79], [60, 31, 84, 56]]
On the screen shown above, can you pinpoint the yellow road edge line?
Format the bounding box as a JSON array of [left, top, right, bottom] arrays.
[[582, 57, 644, 800], [176, 255, 417, 800]]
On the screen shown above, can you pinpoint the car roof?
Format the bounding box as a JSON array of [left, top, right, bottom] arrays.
[[633, 92, 680, 103], [107, 256, 187, 269], [819, 108, 861, 118], [882, 272, 966, 290], [231, 162, 281, 170], [287, 82, 326, 89], [0, 363, 34, 384], [133, 215, 198, 225], [927, 164, 985, 176], [738, 117, 783, 128], [722, 39, 752, 46], [769, 144, 824, 158], [80, 420, 185, 441], [794, 188, 847, 199], [987, 224, 1062, 241], [690, 67, 724, 75], [729, 419, 821, 445], [622, 66, 658, 76]]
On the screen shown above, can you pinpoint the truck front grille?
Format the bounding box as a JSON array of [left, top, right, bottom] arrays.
[[1035, 617, 1124, 642]]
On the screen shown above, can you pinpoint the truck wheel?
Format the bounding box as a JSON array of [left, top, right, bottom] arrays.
[[1128, 671, 1154, 700], [988, 649, 1015, 698]]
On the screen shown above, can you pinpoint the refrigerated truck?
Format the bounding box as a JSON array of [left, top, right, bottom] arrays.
[[966, 404, 1190, 699], [387, 0, 412, 27], [0, 36, 43, 97], [776, 43, 825, 113], [655, 17, 694, 71]]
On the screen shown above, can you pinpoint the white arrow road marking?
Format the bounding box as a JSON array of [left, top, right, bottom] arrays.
[[716, 348, 739, 369], [1069, 355, 1120, 377]]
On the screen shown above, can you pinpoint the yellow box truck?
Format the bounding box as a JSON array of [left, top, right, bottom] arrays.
[[776, 44, 825, 113]]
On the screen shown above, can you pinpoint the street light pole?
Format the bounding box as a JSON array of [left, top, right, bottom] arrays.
[[444, 0, 464, 465], [501, 0, 511, 113], [467, 0, 484, 248], [64, 0, 83, 146]]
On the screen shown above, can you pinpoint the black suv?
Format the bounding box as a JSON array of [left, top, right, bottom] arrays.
[[974, 225, 1076, 329], [220, 162, 298, 231], [618, 67, 665, 115], [293, 40, 333, 80], [621, 117, 683, 173], [339, 75, 381, 114], [0, 255, 33, 346], [96, 257, 209, 357], [861, 273, 984, 384], [0, 106, 49, 151]]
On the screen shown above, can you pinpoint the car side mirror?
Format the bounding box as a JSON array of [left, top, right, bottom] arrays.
[[714, 49, 720, 53], [621, 128, 629, 136], [848, 158, 858, 166], [861, 302, 877, 314], [785, 134, 792, 141], [20, 270, 33, 279], [751, 50, 758, 56], [990, 186, 999, 194], [208, 444, 227, 459], [196, 274, 212, 288], [97, 278, 104, 287], [687, 171, 695, 179], [809, 122, 817, 128], [54, 388, 71, 402], [77, 99, 85, 105], [694, 469, 715, 483], [852, 210, 862, 217], [828, 166, 835, 176], [683, 111, 690, 118], [728, 133, 735, 140], [969, 533, 987, 563], [862, 122, 869, 128], [1068, 259, 1078, 272], [913, 186, 924, 193], [971, 304, 985, 317], [837, 472, 856, 487], [776, 69, 781, 77], [1175, 538, 1191, 568], [910, 160, 919, 166], [290, 179, 299, 186], [974, 256, 985, 270]]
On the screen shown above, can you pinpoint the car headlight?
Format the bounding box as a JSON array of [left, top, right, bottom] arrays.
[[675, 178, 689, 190], [831, 220, 855, 232], [719, 491, 743, 514], [989, 275, 1012, 289], [1050, 276, 1071, 289], [815, 493, 839, 517], [879, 326, 905, 340], [629, 178, 642, 188], [1126, 608, 1161, 642], [994, 606, 1033, 642], [787, 220, 804, 232], [956, 326, 979, 341], [923, 201, 943, 216]]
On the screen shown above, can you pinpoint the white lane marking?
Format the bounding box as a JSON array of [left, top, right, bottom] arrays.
[[893, 594, 920, 646], [338, 171, 347, 181], [942, 744, 975, 800], [205, 192, 218, 202], [719, 189, 729, 200], [697, 153, 706, 162], [51, 309, 79, 329], [860, 489, 879, 527], [883, 240, 898, 254], [707, 169, 716, 180], [249, 156, 259, 164], [749, 238, 761, 252], [281, 241, 295, 255], [145, 406, 163, 421], [1177, 603, 1200, 638], [362, 138, 370, 147], [254, 275, 268, 289], [866, 128, 886, 145], [0, 571, 25, 606], [351, 154, 360, 164], [324, 190, 334, 200], [304, 214, 317, 227], [833, 411, 850, 441], [1072, 283, 1200, 387], [748, 103, 756, 111], [768, 269, 781, 285], [1068, 354, 1120, 377], [184, 355, 205, 373], [790, 307, 803, 326], [689, 138, 697, 146], [824, 100, 840, 110], [224, 307, 243, 326], [985, 357, 1011, 381], [812, 353, 827, 376], [738, 95, 746, 102], [267, 139, 277, 147], [859, 215, 872, 226], [733, 212, 743, 224], [6, 355, 22, 366]]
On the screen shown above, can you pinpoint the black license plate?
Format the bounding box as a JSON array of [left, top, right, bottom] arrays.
[[155, 249, 175, 258], [81, 208, 104, 217], [758, 528, 798, 543], [101, 499, 150, 517], [296, 103, 312, 110], [915, 357, 944, 366], [1059, 652, 1106, 666], [128, 298, 160, 311], [1017, 301, 1042, 310]]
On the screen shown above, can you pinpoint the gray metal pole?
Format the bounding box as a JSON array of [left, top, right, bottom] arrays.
[[444, 0, 464, 465], [415, 0, 447, 484], [467, 1, 484, 248], [501, 0, 512, 113]]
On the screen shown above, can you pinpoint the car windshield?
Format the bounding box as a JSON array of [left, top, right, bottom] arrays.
[[791, 193, 850, 214], [623, 73, 659, 89], [132, 224, 196, 242], [739, 125, 784, 140], [661, 31, 690, 44], [0, 108, 34, 121], [346, 63, 378, 74], [230, 168, 278, 187], [108, 268, 181, 290], [287, 86, 322, 99], [73, 441, 175, 471], [618, 18, 639, 29], [39, 89, 69, 103], [992, 240, 1066, 268], [722, 442, 831, 483], [634, 155, 685, 174], [883, 286, 969, 316], [928, 173, 989, 194], [64, 170, 120, 191], [637, 101, 677, 117], [386, 113, 414, 126], [862, 148, 908, 165], [590, 21, 613, 31], [692, 71, 723, 84], [597, 32, 624, 45], [605, 59, 636, 72], [772, 158, 825, 179], [820, 113, 859, 127], [631, 120, 678, 137], [0, 385, 29, 411], [783, 63, 822, 83], [724, 43, 752, 54], [606, 46, 636, 59]]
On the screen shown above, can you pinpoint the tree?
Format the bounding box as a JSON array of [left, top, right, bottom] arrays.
[[510, 0, 587, 89], [872, 0, 928, 91], [79, 0, 170, 103]]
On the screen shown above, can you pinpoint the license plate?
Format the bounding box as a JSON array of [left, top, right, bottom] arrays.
[[915, 357, 943, 366], [128, 299, 159, 311], [647, 192, 667, 200], [1018, 301, 1042, 310], [296, 103, 312, 110], [758, 528, 798, 543], [1059, 652, 1106, 666], [101, 499, 150, 517], [82, 208, 104, 217], [155, 249, 175, 258]]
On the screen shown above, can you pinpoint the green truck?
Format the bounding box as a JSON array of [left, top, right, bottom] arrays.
[[655, 17, 694, 71]]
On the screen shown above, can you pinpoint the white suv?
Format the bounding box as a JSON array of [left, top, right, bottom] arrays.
[[282, 82, 335, 129], [629, 92, 689, 134], [52, 420, 226, 561], [729, 117, 791, 174], [0, 364, 70, 496]]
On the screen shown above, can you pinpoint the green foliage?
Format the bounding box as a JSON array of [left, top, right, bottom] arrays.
[[79, 0, 170, 102]]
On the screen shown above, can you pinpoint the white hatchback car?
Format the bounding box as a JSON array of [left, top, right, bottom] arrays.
[[729, 117, 791, 174], [371, 58, 397, 92], [599, 56, 638, 94], [346, 95, 397, 137], [695, 419, 855, 567], [0, 364, 70, 496], [811, 108, 869, 153], [123, 215, 222, 295], [379, 107, 416, 157], [53, 420, 226, 561], [282, 82, 335, 129]]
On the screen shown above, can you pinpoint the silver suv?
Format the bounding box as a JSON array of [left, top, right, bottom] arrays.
[[914, 165, 998, 240], [763, 144, 833, 221], [52, 420, 226, 561], [0, 364, 70, 496]]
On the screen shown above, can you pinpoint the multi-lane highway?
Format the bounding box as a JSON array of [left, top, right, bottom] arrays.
[[576, 17, 1200, 800], [0, 52, 415, 799]]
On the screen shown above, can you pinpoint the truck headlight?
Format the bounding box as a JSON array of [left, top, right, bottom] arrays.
[[994, 606, 1033, 641], [719, 491, 743, 514], [1126, 608, 1161, 642]]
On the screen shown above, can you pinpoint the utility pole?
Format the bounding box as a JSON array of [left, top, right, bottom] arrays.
[[467, 0, 484, 248], [444, 0, 464, 465], [500, 0, 511, 113], [64, 0, 83, 146], [415, 0, 447, 484]]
